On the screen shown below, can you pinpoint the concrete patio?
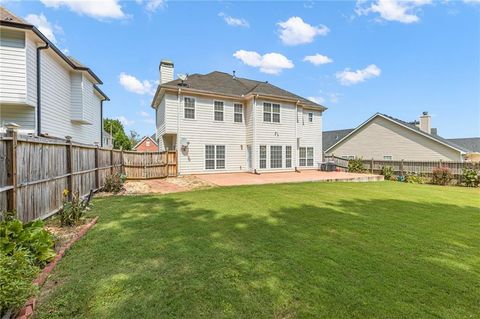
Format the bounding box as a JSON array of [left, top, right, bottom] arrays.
[[195, 170, 384, 186]]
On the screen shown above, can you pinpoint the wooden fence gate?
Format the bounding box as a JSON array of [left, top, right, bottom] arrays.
[[0, 129, 177, 222]]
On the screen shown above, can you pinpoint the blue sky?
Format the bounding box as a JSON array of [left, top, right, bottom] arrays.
[[6, 0, 480, 138]]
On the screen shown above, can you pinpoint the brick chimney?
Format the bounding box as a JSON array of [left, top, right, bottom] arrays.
[[419, 111, 431, 134], [159, 60, 174, 84]]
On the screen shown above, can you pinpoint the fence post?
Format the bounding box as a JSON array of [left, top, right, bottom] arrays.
[[371, 158, 374, 174], [110, 148, 114, 175], [120, 147, 124, 175], [6, 123, 19, 213], [400, 159, 404, 176], [65, 136, 73, 199], [94, 144, 99, 190], [144, 152, 147, 179]]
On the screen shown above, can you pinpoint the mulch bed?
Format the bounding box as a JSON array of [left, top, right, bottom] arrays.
[[15, 217, 98, 319]]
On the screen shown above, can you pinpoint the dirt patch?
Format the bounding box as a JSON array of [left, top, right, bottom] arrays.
[[123, 176, 215, 195], [44, 218, 96, 253]]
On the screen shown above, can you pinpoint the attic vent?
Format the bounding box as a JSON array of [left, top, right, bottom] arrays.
[[3, 16, 13, 21]]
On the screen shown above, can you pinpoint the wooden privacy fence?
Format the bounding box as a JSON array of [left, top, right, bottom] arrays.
[[0, 129, 177, 222], [324, 155, 480, 176]]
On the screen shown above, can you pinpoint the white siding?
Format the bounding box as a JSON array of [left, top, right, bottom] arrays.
[[298, 108, 323, 167], [164, 93, 178, 133], [26, 35, 37, 107], [0, 29, 28, 105], [70, 73, 83, 121], [326, 116, 462, 161], [156, 97, 166, 137], [0, 104, 35, 132]]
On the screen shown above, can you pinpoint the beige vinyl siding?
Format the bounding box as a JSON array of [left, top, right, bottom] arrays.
[[156, 97, 166, 139], [0, 29, 27, 105], [0, 103, 35, 132], [327, 116, 462, 161], [298, 108, 323, 167], [164, 93, 178, 133]]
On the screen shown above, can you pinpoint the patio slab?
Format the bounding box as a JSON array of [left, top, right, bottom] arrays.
[[194, 170, 384, 186]]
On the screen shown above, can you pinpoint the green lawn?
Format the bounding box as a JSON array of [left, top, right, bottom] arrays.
[[36, 182, 480, 318]]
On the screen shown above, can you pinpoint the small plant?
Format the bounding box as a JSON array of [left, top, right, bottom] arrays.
[[60, 190, 89, 227], [432, 166, 453, 186], [0, 251, 39, 316], [381, 166, 394, 180], [462, 168, 479, 187], [103, 173, 126, 193], [0, 217, 55, 267], [404, 171, 425, 184], [348, 158, 365, 173]]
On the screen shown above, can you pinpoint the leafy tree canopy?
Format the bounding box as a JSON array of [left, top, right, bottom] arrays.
[[103, 118, 132, 150]]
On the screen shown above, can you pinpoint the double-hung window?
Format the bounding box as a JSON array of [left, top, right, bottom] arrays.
[[308, 112, 313, 122], [259, 145, 267, 169], [205, 145, 225, 170], [270, 146, 282, 168], [214, 101, 224, 121], [307, 147, 314, 166], [299, 147, 314, 167], [285, 146, 292, 168], [184, 97, 195, 119], [234, 103, 243, 123], [263, 103, 281, 123], [383, 155, 393, 160]]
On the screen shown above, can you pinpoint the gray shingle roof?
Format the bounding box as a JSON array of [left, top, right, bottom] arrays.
[[446, 138, 480, 153], [160, 71, 325, 109], [323, 129, 354, 151]]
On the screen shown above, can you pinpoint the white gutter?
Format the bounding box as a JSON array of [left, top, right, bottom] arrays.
[[177, 88, 181, 174], [295, 100, 299, 169], [253, 95, 258, 173]]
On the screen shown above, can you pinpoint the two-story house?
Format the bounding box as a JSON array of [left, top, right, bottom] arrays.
[[0, 7, 109, 145], [151, 60, 326, 175]]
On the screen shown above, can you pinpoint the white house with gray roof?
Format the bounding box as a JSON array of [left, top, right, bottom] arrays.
[[151, 60, 326, 174], [324, 112, 471, 162], [0, 7, 108, 145]]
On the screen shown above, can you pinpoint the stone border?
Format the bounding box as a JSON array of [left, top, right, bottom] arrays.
[[15, 217, 99, 319]]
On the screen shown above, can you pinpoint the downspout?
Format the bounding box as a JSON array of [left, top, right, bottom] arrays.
[[253, 95, 259, 174], [100, 100, 104, 147], [36, 42, 49, 136], [177, 88, 181, 174], [295, 100, 300, 172]]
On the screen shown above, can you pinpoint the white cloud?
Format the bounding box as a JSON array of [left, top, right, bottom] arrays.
[[119, 73, 156, 95], [307, 96, 326, 104], [136, 0, 165, 12], [218, 12, 249, 27], [41, 0, 126, 20], [277, 16, 329, 45], [117, 116, 134, 126], [139, 111, 155, 124], [336, 64, 381, 85], [356, 0, 432, 23], [233, 50, 294, 75], [24, 13, 59, 44], [303, 54, 333, 66]]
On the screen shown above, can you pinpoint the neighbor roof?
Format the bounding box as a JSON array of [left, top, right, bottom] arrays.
[[446, 138, 480, 153], [323, 129, 354, 151], [0, 6, 103, 84], [325, 113, 469, 154], [133, 136, 158, 150], [154, 71, 326, 110]]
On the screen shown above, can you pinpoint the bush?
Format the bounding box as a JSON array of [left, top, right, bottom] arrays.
[[462, 168, 479, 187], [381, 166, 394, 180], [404, 171, 425, 184], [0, 251, 38, 316], [432, 166, 453, 186], [60, 190, 89, 227], [348, 158, 365, 173], [0, 218, 55, 267], [103, 173, 126, 193]]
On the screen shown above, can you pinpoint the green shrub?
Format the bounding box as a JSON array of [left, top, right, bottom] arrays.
[[404, 172, 425, 184], [432, 166, 453, 186], [0, 251, 38, 316], [60, 191, 89, 227], [103, 173, 127, 193], [462, 168, 479, 187], [348, 158, 365, 173], [0, 218, 55, 267], [381, 166, 394, 180]]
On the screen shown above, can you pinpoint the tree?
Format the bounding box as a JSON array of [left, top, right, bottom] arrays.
[[103, 118, 132, 150], [129, 130, 141, 147]]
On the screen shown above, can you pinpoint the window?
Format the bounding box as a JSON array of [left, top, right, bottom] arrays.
[[270, 146, 283, 168], [184, 97, 195, 119], [299, 147, 314, 167], [286, 146, 292, 168], [383, 155, 393, 160], [205, 145, 225, 170], [214, 101, 224, 121], [146, 140, 151, 147], [259, 145, 267, 169], [308, 112, 313, 122], [341, 155, 355, 160], [263, 103, 280, 123], [234, 103, 243, 123]]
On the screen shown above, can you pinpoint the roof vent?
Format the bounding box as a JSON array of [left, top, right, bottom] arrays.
[[4, 16, 13, 21], [232, 70, 236, 79], [422, 111, 428, 115]]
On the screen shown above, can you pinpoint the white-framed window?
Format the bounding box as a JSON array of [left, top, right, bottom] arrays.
[[308, 112, 313, 122], [184, 97, 195, 119], [205, 145, 225, 170], [263, 102, 280, 123], [383, 155, 393, 160], [214, 101, 224, 121], [270, 146, 283, 168], [286, 146, 292, 168], [259, 145, 267, 169], [146, 140, 151, 147], [341, 155, 355, 160], [234, 103, 243, 123], [299, 147, 314, 167]]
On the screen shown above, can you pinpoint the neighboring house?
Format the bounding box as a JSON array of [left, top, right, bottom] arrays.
[[151, 60, 326, 174], [0, 7, 109, 145], [103, 130, 114, 149], [133, 135, 158, 152], [324, 112, 471, 161]]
